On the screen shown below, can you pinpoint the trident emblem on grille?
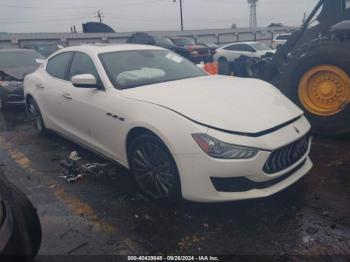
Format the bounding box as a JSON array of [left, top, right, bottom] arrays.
[[294, 127, 300, 134]]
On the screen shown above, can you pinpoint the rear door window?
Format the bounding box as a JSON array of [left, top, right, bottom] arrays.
[[46, 52, 73, 80]]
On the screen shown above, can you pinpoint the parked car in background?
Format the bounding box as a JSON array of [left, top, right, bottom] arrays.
[[213, 41, 275, 63], [197, 40, 219, 56], [127, 32, 190, 59], [0, 49, 43, 110], [169, 37, 211, 63], [24, 44, 312, 203], [272, 33, 291, 49], [0, 175, 42, 259], [22, 42, 63, 58]]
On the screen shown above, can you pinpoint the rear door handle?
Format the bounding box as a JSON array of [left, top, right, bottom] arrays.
[[62, 93, 72, 100], [36, 83, 45, 89]]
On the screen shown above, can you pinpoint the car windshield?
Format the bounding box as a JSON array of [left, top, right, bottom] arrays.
[[251, 42, 270, 51], [172, 38, 195, 46], [153, 36, 175, 48], [100, 50, 206, 89], [0, 51, 44, 68]]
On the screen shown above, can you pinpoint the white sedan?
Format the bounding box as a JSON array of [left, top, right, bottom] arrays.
[[24, 44, 312, 203], [213, 41, 275, 63]]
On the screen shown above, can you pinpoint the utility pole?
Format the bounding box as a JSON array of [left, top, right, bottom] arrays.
[[247, 0, 258, 29], [173, 0, 184, 31], [97, 10, 104, 23]]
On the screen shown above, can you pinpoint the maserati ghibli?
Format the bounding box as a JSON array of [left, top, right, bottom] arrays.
[[23, 44, 313, 202]]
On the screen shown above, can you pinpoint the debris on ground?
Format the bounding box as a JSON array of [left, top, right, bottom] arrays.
[[69, 151, 81, 161], [306, 226, 319, 235], [59, 151, 110, 183], [327, 160, 343, 167], [302, 235, 313, 244]]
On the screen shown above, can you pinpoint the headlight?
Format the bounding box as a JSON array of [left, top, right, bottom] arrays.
[[192, 134, 258, 159], [0, 81, 22, 87]]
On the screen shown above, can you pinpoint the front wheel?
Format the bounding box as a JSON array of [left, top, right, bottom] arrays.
[[27, 98, 47, 136], [128, 134, 181, 202]]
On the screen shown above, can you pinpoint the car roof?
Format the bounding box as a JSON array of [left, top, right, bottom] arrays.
[[54, 44, 165, 56]]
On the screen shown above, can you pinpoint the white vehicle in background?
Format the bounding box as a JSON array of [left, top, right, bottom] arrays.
[[272, 33, 291, 49], [213, 41, 275, 63], [24, 44, 312, 203]]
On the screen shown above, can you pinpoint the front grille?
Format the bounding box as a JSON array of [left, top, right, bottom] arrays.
[[263, 133, 310, 174], [211, 160, 306, 193]]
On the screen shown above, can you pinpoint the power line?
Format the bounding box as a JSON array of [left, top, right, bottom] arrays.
[[0, 0, 164, 10], [0, 16, 95, 24]]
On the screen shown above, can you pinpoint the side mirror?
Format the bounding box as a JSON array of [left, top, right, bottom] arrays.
[[72, 74, 100, 88], [35, 59, 45, 64]]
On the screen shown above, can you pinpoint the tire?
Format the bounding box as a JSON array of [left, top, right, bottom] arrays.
[[128, 134, 182, 203], [0, 177, 42, 259], [218, 57, 227, 63], [218, 57, 231, 75], [8, 184, 42, 257], [27, 98, 47, 136], [277, 37, 350, 136]]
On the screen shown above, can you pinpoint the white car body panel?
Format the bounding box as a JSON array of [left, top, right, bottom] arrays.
[[213, 41, 275, 62], [121, 75, 302, 134], [24, 44, 312, 203]]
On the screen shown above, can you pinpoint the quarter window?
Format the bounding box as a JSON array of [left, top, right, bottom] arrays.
[[46, 52, 73, 80], [69, 52, 99, 81]]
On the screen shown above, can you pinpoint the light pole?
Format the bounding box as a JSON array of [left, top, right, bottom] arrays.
[[173, 0, 184, 31]]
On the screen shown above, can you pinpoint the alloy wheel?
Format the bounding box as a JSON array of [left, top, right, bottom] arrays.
[[131, 142, 176, 200]]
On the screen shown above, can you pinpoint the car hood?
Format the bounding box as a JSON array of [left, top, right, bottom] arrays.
[[0, 65, 39, 81], [121, 75, 303, 134]]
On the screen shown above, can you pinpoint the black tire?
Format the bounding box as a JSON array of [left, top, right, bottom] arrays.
[[218, 57, 231, 75], [0, 177, 42, 259], [27, 98, 47, 136], [278, 37, 350, 136], [218, 57, 227, 63], [8, 183, 42, 257], [128, 134, 182, 203]]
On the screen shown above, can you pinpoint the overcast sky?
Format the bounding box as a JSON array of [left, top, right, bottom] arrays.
[[0, 0, 318, 33]]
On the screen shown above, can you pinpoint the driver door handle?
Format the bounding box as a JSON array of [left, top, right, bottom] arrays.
[[62, 93, 72, 100], [36, 83, 45, 89]]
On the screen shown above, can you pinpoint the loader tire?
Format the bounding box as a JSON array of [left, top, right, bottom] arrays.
[[278, 37, 350, 136]]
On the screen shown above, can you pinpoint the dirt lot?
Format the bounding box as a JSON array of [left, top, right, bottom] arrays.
[[0, 107, 349, 261]]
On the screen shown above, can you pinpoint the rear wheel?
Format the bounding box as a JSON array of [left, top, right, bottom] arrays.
[[278, 38, 350, 136], [27, 98, 47, 136], [128, 134, 181, 202]]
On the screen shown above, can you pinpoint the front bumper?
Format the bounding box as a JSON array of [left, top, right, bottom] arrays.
[[0, 85, 25, 106], [175, 116, 313, 202]]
